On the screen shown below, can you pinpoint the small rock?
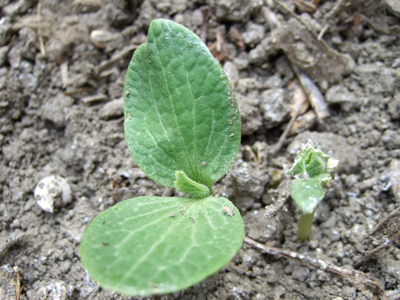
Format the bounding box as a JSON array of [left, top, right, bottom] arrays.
[[190, 9, 203, 27], [60, 260, 71, 273], [245, 209, 279, 243], [388, 94, 400, 120], [382, 129, 400, 150], [386, 0, 400, 19], [325, 85, 359, 111], [259, 88, 290, 128], [218, 159, 269, 211], [37, 281, 68, 300], [2, 0, 35, 17], [0, 17, 12, 47], [90, 30, 123, 52], [212, 0, 258, 22], [292, 266, 310, 282], [249, 36, 275, 65], [223, 61, 239, 87], [233, 52, 249, 70], [242, 22, 265, 47], [265, 265, 277, 283], [42, 94, 74, 128], [99, 98, 124, 120], [34, 176, 72, 213], [236, 92, 262, 135], [350, 223, 366, 243]]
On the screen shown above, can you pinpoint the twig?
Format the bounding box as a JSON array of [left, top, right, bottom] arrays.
[[13, 266, 20, 300], [95, 45, 138, 75], [272, 105, 301, 154], [354, 177, 380, 192], [37, 0, 46, 55], [353, 240, 392, 269], [368, 206, 400, 238], [273, 0, 323, 44], [362, 16, 400, 37], [317, 23, 329, 40], [81, 93, 108, 104], [200, 6, 211, 43], [60, 62, 69, 88], [324, 0, 347, 21], [273, 0, 351, 62], [244, 236, 385, 294], [0, 231, 26, 260]]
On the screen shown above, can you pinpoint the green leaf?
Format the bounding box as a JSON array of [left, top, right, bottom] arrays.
[[287, 140, 330, 178], [80, 196, 244, 296], [124, 19, 241, 189], [289, 173, 332, 214], [174, 170, 211, 198]]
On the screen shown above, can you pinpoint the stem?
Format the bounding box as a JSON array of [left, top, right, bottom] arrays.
[[297, 210, 315, 241]]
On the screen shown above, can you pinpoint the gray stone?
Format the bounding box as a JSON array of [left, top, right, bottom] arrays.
[[99, 98, 124, 120], [236, 92, 262, 135], [386, 0, 400, 18], [223, 61, 239, 87], [234, 52, 249, 70], [292, 266, 310, 282], [388, 94, 400, 120], [242, 22, 265, 47], [259, 88, 290, 128], [211, 0, 259, 22], [249, 36, 275, 65], [42, 94, 74, 128], [325, 85, 360, 111], [382, 129, 400, 150]]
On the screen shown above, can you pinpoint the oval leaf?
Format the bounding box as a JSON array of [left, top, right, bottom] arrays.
[[289, 173, 331, 214], [80, 196, 244, 296], [124, 19, 241, 189]]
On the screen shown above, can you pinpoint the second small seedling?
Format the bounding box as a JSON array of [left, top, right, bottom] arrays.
[[287, 140, 338, 241]]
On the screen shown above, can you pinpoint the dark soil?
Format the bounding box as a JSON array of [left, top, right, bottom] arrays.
[[1, 0, 400, 299]]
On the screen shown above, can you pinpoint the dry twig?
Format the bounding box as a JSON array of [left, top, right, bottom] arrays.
[[37, 0, 46, 55], [200, 6, 212, 43], [95, 45, 138, 75], [13, 266, 20, 300], [272, 105, 302, 154], [353, 240, 392, 269], [244, 236, 385, 294]]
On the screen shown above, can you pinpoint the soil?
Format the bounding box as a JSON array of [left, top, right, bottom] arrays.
[[1, 0, 400, 299]]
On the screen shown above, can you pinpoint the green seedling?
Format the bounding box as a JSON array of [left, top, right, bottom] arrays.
[[287, 140, 338, 241], [80, 19, 243, 296]]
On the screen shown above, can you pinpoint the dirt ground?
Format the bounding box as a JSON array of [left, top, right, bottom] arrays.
[[1, 0, 400, 299]]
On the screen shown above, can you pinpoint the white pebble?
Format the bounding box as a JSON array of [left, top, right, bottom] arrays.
[[34, 176, 71, 213]]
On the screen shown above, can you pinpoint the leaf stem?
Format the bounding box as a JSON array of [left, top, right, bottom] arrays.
[[297, 210, 315, 241]]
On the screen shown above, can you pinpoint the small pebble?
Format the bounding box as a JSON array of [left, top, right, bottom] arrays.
[[292, 266, 310, 282], [34, 176, 71, 213]]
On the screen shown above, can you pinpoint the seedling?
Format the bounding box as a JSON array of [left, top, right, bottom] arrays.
[[287, 140, 338, 241], [80, 19, 243, 296]]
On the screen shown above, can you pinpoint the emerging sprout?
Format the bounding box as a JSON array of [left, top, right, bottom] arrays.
[[287, 140, 338, 241]]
